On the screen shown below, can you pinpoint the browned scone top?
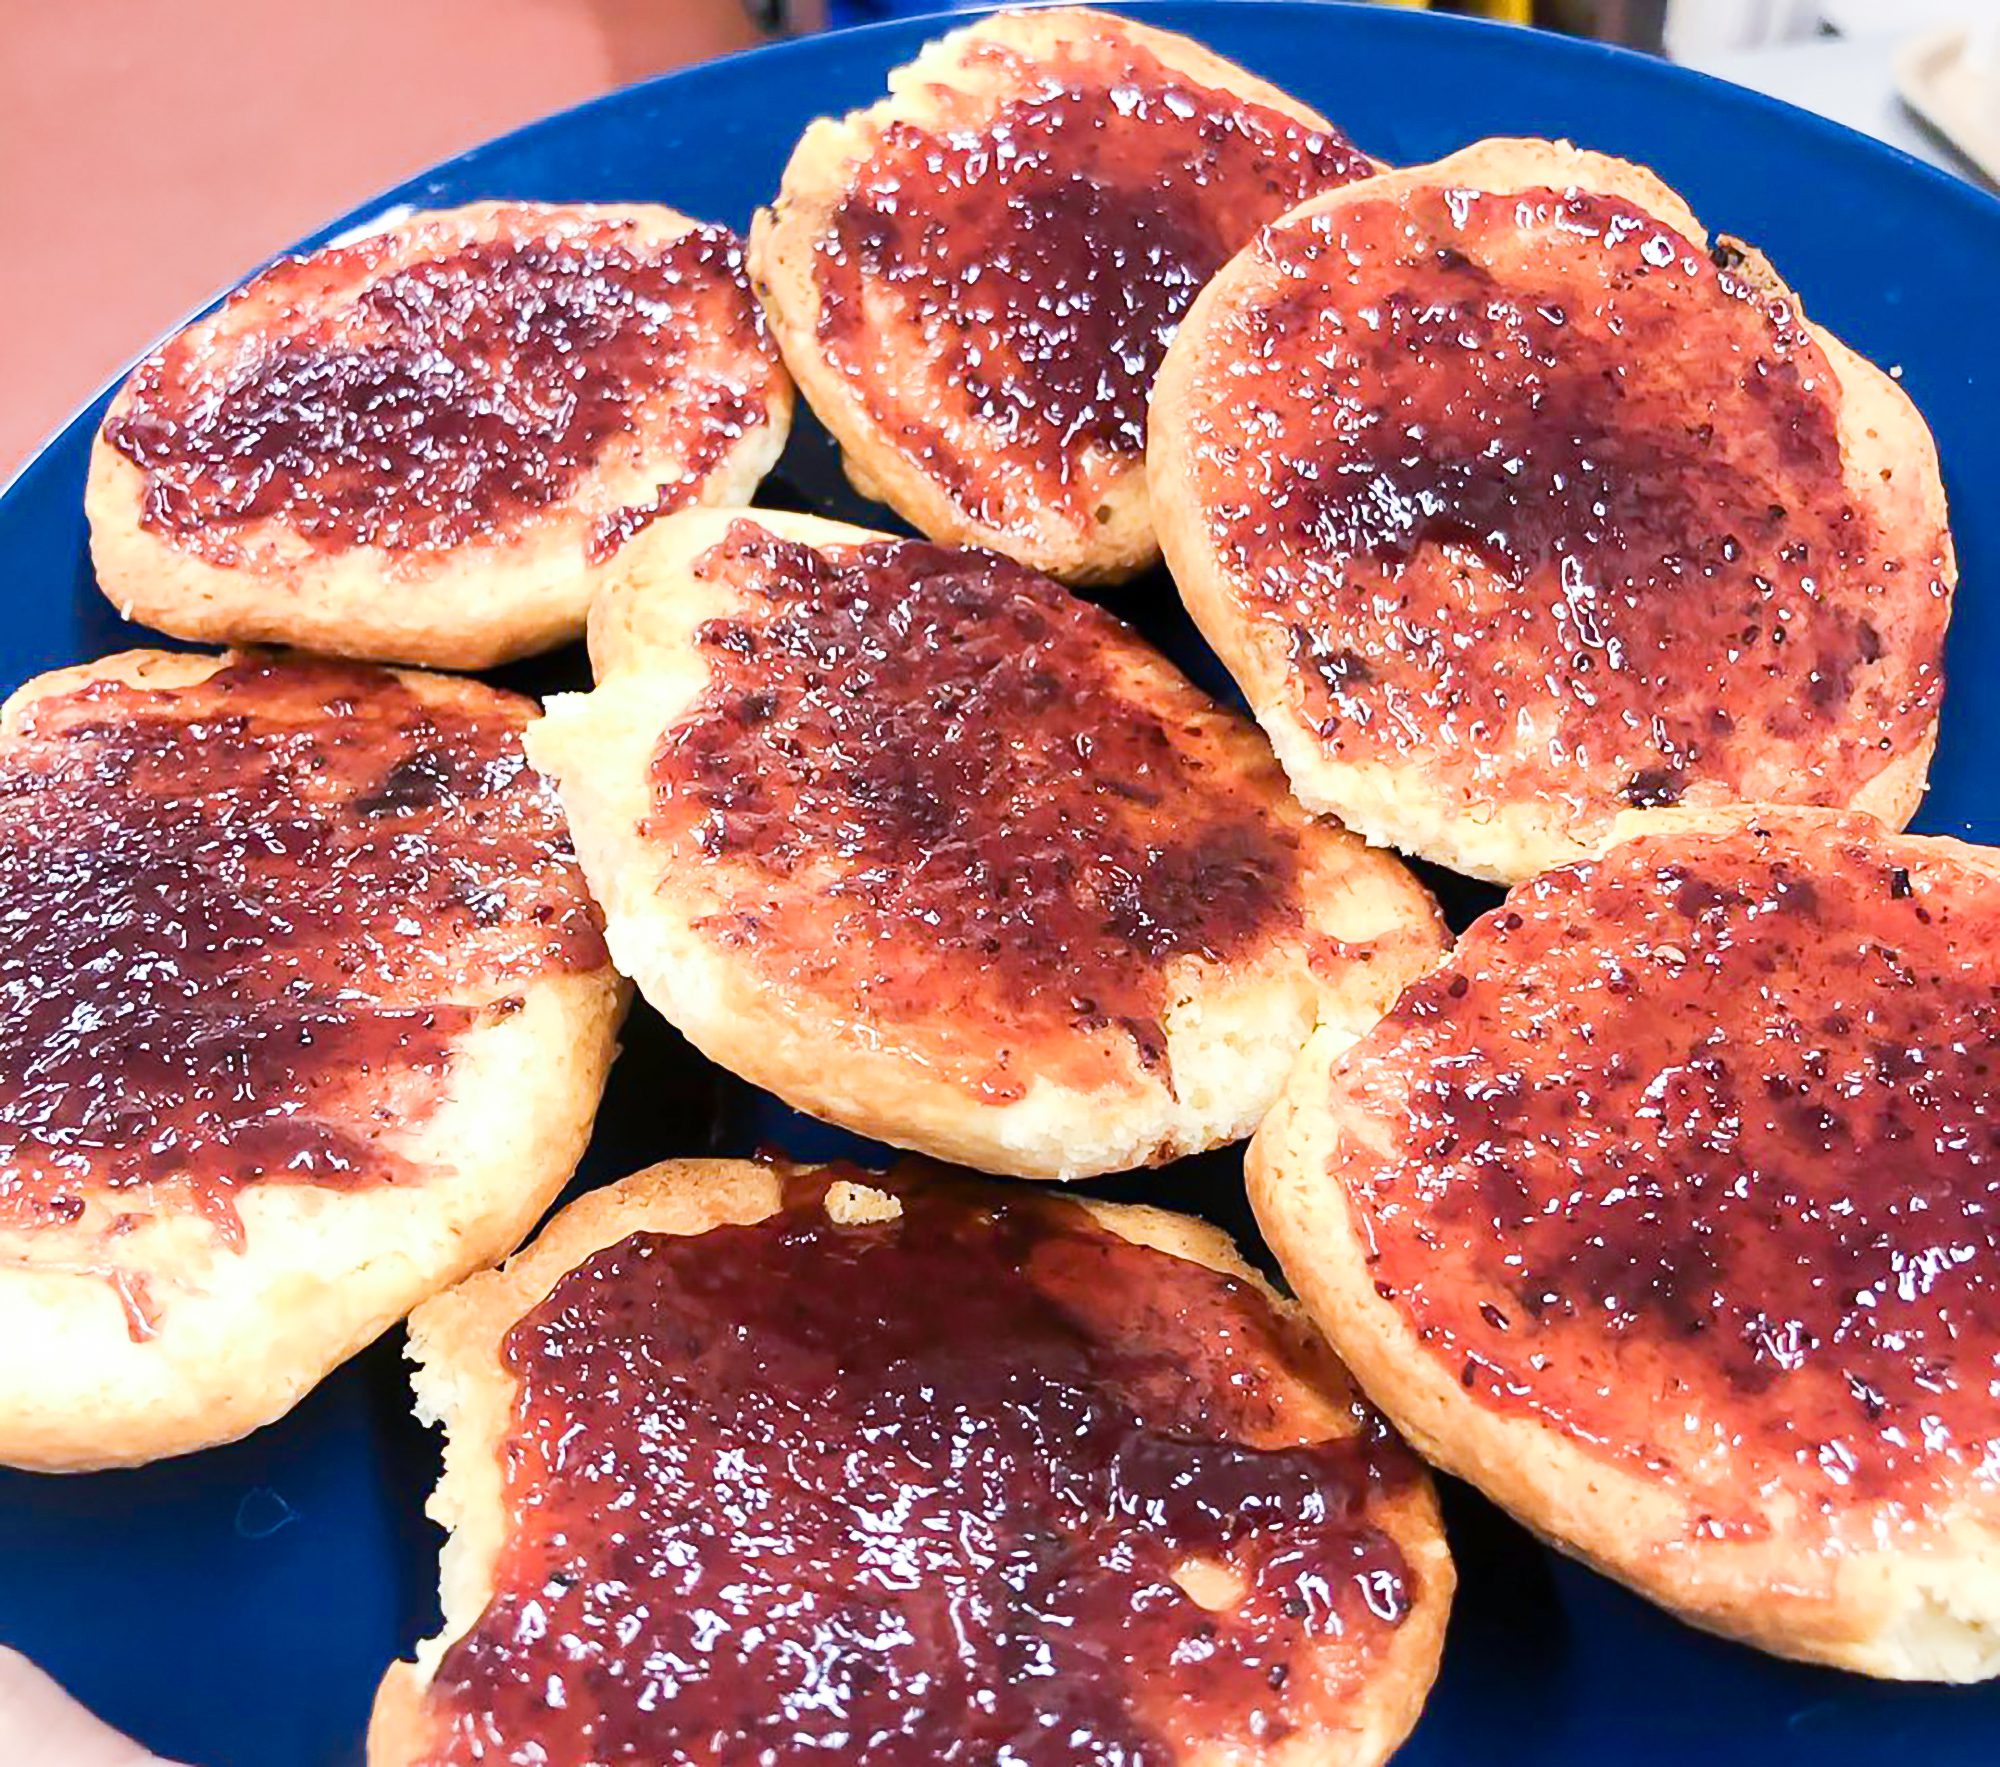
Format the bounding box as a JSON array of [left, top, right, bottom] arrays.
[[85, 202, 794, 669], [369, 1158, 1453, 1766], [0, 649, 625, 1470], [1251, 805, 2000, 1679], [749, 6, 1377, 583], [1151, 140, 1954, 881], [527, 507, 1444, 1180]]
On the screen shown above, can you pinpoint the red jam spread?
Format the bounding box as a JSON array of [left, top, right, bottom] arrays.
[[649, 521, 1303, 1097], [106, 213, 776, 566], [420, 1172, 1420, 1764], [0, 657, 604, 1240], [1338, 818, 2000, 1518], [813, 29, 1371, 533], [1193, 185, 1949, 819]]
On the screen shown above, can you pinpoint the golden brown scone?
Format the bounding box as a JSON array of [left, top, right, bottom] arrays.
[[1251, 804, 2000, 1679], [749, 6, 1377, 583], [1151, 139, 1954, 881], [0, 648, 626, 1471], [370, 1157, 1453, 1765], [527, 506, 1444, 1180], [86, 201, 793, 669]]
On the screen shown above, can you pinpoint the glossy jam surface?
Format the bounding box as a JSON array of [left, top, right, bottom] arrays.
[[424, 1174, 1419, 1764], [814, 30, 1370, 531], [1342, 819, 2000, 1515], [1195, 185, 1949, 818], [0, 658, 603, 1237], [650, 521, 1303, 1096], [108, 214, 774, 565]]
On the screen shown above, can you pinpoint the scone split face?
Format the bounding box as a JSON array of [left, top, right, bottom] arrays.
[[530, 509, 1445, 1179], [373, 1161, 1452, 1765], [1151, 142, 1954, 881], [752, 6, 1376, 581], [1251, 808, 2000, 1678], [87, 202, 793, 668], [0, 651, 623, 1469]]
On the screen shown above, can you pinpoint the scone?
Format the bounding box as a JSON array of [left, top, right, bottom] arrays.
[[1251, 805, 2000, 1679], [370, 1157, 1453, 1765], [86, 201, 793, 669], [0, 649, 625, 1471], [1151, 139, 1955, 881], [527, 506, 1444, 1179], [749, 6, 1376, 583]]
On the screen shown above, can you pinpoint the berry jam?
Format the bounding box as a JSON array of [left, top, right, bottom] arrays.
[[107, 211, 778, 566], [420, 1172, 1422, 1763], [813, 26, 1372, 539], [0, 656, 604, 1242], [1338, 816, 2000, 1518], [1183, 184, 1949, 825], [648, 521, 1307, 1098]]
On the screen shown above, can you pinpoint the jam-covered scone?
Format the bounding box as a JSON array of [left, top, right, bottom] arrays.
[[1151, 140, 1955, 881], [86, 202, 793, 670], [527, 507, 1443, 1179], [1251, 806, 2000, 1678], [369, 1159, 1453, 1766], [750, 6, 1375, 583], [0, 649, 623, 1470]]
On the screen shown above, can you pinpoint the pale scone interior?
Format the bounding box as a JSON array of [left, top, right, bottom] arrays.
[[750, 5, 1378, 582], [85, 200, 794, 669], [1149, 139, 1954, 882], [527, 506, 1445, 1180], [368, 1158, 1453, 1765], [1251, 807, 2000, 1680], [0, 648, 624, 1471]]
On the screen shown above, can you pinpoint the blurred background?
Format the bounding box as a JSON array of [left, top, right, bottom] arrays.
[[2, 0, 1993, 482]]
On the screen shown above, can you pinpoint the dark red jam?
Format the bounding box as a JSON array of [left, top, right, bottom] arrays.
[[1193, 185, 1949, 820], [0, 657, 604, 1243], [814, 28, 1371, 533], [1339, 817, 2000, 1517], [421, 1172, 1419, 1764], [649, 521, 1304, 1097], [106, 212, 778, 566]]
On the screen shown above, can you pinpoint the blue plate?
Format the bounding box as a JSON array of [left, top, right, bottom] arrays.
[[3, 5, 1999, 1763]]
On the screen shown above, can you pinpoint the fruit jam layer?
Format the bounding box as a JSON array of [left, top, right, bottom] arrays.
[[1342, 817, 2000, 1517], [424, 1173, 1420, 1764]]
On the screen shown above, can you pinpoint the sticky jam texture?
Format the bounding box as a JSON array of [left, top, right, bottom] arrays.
[[1344, 818, 2000, 1516], [107, 214, 775, 565], [814, 28, 1371, 531], [649, 522, 1303, 1096], [0, 657, 604, 1238], [1196, 185, 1948, 819], [422, 1174, 1418, 1763]]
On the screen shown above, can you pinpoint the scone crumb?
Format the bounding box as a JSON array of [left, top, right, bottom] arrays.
[[1171, 1555, 1248, 1611], [826, 1181, 902, 1225]]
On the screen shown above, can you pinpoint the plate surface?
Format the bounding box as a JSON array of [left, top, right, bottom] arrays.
[[4, 5, 1999, 1763]]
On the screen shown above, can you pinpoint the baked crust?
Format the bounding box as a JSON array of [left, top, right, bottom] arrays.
[[1150, 139, 1953, 882], [0, 648, 627, 1470], [85, 201, 793, 670], [749, 6, 1367, 584], [1250, 803, 2000, 1680], [369, 1157, 1454, 1765], [526, 505, 1445, 1180]]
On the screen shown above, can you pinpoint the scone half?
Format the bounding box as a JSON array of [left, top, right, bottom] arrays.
[[0, 648, 626, 1470], [527, 506, 1445, 1180], [1251, 804, 2000, 1678], [1151, 138, 1954, 882], [87, 201, 794, 669], [370, 1157, 1453, 1765], [750, 5, 1378, 583]]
